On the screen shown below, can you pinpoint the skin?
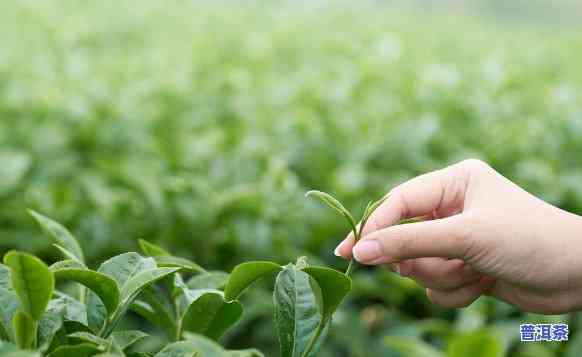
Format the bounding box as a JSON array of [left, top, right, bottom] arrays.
[[335, 159, 582, 314]]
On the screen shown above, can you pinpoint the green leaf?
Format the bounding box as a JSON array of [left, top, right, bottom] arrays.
[[103, 267, 179, 337], [305, 190, 357, 235], [302, 266, 351, 319], [52, 267, 120, 316], [183, 333, 264, 357], [51, 245, 84, 266], [111, 330, 149, 351], [447, 331, 503, 357], [130, 286, 175, 339], [120, 267, 180, 304], [361, 195, 389, 225], [49, 259, 86, 271], [28, 210, 85, 263], [226, 350, 264, 357], [4, 251, 55, 320], [0, 287, 20, 342], [0, 340, 42, 356], [384, 336, 445, 357], [49, 292, 88, 326], [138, 239, 170, 257], [154, 256, 205, 274], [0, 264, 19, 341], [181, 290, 243, 340], [95, 253, 157, 286], [47, 343, 102, 357], [187, 271, 229, 290], [13, 311, 36, 349], [0, 263, 13, 290], [130, 300, 175, 340], [63, 320, 93, 335], [224, 262, 281, 301], [68, 331, 110, 350], [154, 341, 199, 357], [273, 265, 322, 357], [86, 253, 156, 331], [37, 308, 63, 352]]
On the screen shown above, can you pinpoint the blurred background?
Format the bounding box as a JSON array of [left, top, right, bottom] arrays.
[[1, 0, 582, 356]]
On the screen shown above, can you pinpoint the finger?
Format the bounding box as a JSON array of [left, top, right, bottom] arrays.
[[426, 276, 494, 308], [336, 163, 468, 257], [399, 258, 482, 290], [486, 282, 571, 315], [352, 214, 471, 264], [365, 164, 467, 236], [335, 215, 430, 259]]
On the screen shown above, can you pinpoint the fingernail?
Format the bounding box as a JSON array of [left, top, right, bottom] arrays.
[[353, 240, 382, 263], [394, 263, 401, 275], [334, 238, 350, 256]]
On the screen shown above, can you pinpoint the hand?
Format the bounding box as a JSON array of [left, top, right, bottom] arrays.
[[335, 159, 582, 314]]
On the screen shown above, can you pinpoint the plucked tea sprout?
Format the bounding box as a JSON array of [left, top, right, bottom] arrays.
[[306, 190, 388, 276]]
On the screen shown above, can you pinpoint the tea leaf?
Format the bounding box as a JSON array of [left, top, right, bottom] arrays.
[[49, 259, 86, 271], [359, 195, 389, 236], [130, 300, 175, 340], [51, 245, 84, 266], [302, 267, 351, 319], [4, 251, 54, 320], [28, 210, 84, 264], [68, 332, 110, 350], [46, 343, 102, 357], [52, 268, 120, 316], [183, 333, 265, 357], [86, 253, 156, 331], [0, 263, 14, 290], [305, 190, 357, 236], [154, 341, 199, 357], [131, 286, 175, 339], [273, 265, 322, 357], [111, 330, 149, 351], [49, 292, 89, 326], [187, 271, 229, 290], [224, 262, 281, 301], [121, 268, 180, 304], [0, 263, 18, 341], [181, 291, 243, 340], [226, 351, 265, 357], [13, 311, 35, 349], [154, 256, 205, 274], [0, 287, 20, 342], [138, 239, 170, 257], [37, 308, 63, 352], [103, 267, 179, 337]]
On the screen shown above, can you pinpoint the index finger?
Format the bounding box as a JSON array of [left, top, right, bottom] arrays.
[[335, 164, 467, 257]]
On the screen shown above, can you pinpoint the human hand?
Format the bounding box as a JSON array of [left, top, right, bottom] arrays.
[[335, 159, 582, 314]]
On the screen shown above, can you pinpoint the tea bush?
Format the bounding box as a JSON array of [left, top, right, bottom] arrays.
[[1, 1, 582, 356]]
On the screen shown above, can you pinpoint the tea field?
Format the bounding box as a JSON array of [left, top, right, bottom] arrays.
[[1, 1, 582, 356]]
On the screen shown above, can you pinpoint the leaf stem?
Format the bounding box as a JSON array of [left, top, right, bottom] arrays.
[[302, 317, 327, 357], [345, 260, 355, 276]]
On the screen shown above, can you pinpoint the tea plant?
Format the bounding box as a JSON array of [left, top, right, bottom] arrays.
[[0, 211, 262, 357], [0, 191, 382, 357]]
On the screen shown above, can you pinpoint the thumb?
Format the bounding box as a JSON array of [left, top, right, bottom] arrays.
[[352, 214, 473, 264]]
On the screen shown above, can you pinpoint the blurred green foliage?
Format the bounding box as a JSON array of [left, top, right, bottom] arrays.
[[1, 1, 581, 356]]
